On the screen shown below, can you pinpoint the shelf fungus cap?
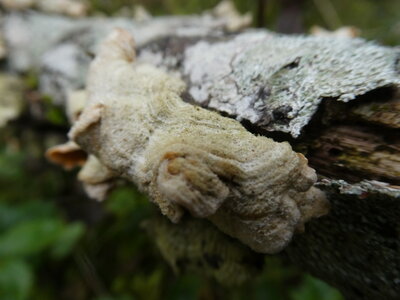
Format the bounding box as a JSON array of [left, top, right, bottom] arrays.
[[70, 28, 329, 254], [46, 141, 87, 169]]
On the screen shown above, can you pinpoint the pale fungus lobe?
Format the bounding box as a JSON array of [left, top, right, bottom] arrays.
[[70, 28, 329, 254], [46, 89, 117, 201], [46, 141, 87, 169], [77, 155, 117, 201]]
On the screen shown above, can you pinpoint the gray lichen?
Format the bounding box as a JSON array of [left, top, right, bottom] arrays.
[[181, 31, 400, 137]]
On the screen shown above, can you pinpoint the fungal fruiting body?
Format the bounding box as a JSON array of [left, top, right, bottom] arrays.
[[70, 28, 329, 254], [46, 89, 117, 201]]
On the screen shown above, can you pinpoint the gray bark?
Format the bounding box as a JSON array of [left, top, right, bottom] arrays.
[[286, 179, 400, 300]]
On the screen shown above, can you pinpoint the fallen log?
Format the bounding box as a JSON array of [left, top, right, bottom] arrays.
[[2, 8, 400, 299]]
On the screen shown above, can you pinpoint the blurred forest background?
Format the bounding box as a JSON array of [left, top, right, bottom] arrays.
[[1, 0, 399, 299]]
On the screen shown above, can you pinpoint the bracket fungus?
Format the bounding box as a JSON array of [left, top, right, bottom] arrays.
[[46, 89, 117, 201], [69, 28, 329, 254]]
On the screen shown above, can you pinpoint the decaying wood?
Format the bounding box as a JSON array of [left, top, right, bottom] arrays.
[[306, 125, 400, 185], [2, 6, 400, 298], [351, 98, 400, 129]]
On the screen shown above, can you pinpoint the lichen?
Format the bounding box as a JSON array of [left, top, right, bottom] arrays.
[[183, 31, 400, 137]]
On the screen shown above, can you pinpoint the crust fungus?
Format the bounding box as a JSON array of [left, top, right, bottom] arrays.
[[143, 216, 263, 286], [69, 28, 329, 254]]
